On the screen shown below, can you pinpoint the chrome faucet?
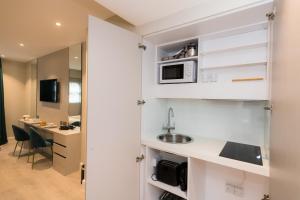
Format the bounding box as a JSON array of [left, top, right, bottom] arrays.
[[163, 107, 175, 134]]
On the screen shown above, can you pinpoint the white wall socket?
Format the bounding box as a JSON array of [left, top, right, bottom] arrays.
[[225, 183, 244, 197], [201, 72, 218, 83]]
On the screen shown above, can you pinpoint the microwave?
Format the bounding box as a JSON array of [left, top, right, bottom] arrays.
[[159, 61, 197, 84]]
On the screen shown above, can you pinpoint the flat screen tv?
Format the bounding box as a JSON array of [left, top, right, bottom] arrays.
[[40, 79, 59, 103]]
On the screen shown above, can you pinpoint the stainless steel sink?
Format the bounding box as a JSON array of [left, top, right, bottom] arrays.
[[157, 134, 193, 144]]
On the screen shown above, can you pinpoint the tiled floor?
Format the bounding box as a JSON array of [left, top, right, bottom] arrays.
[[0, 139, 85, 200]]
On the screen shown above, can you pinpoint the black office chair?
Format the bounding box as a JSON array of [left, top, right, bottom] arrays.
[[28, 128, 53, 169], [12, 125, 30, 159]]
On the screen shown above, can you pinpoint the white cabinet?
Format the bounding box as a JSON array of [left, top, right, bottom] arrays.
[[53, 133, 81, 175], [143, 23, 271, 100], [142, 146, 269, 200], [87, 1, 273, 200], [86, 16, 142, 200]]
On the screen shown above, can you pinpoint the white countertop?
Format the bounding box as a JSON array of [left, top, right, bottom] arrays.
[[19, 119, 80, 136], [141, 134, 270, 177], [37, 127, 81, 136]]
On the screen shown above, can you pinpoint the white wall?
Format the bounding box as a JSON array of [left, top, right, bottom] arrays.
[[2, 60, 28, 137], [142, 99, 268, 147], [37, 48, 69, 123]]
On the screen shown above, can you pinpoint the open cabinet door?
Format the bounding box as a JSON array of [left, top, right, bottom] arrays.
[[270, 0, 300, 199], [86, 16, 142, 200]]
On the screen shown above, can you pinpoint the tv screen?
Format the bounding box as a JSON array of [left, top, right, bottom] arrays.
[[40, 79, 59, 103]]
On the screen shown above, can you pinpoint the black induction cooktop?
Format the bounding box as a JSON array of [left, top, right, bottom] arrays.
[[219, 142, 263, 166]]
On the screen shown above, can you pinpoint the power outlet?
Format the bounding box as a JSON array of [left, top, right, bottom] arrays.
[[201, 72, 218, 83], [225, 183, 244, 197]]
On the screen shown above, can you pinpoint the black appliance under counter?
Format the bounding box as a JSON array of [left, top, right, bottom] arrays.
[[219, 142, 263, 166]]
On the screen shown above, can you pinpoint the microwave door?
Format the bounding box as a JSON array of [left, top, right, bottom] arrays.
[[161, 64, 184, 83]]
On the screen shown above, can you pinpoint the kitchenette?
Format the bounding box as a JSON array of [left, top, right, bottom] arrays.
[[140, 99, 269, 200], [86, 1, 273, 200]]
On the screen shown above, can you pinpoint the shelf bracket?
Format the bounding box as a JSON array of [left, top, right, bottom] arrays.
[[138, 43, 146, 50]]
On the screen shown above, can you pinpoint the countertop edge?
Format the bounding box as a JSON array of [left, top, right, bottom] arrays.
[[141, 137, 270, 177]]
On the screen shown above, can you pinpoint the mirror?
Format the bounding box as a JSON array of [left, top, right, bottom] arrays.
[[28, 59, 38, 118], [68, 43, 82, 127]]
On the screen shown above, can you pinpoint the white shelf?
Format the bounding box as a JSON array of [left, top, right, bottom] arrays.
[[156, 56, 198, 64], [199, 42, 267, 55], [147, 178, 187, 199], [200, 61, 267, 70]]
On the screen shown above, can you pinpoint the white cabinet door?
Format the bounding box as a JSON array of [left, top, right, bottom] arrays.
[[86, 16, 142, 200], [270, 0, 300, 200]]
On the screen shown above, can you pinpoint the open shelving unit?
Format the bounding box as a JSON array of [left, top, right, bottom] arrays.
[[156, 38, 199, 64], [141, 138, 270, 200], [144, 147, 188, 200], [200, 61, 267, 70], [199, 41, 267, 55], [143, 21, 271, 100], [156, 56, 198, 64], [147, 178, 187, 199]]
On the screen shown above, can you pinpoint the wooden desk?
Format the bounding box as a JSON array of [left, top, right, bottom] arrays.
[[19, 119, 81, 175]]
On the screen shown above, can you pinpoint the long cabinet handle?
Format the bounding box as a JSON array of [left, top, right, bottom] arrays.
[[54, 152, 66, 159], [54, 142, 67, 148], [232, 77, 264, 82]]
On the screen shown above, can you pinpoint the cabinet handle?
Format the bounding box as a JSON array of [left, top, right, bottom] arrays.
[[54, 152, 66, 159], [136, 154, 145, 163], [232, 77, 264, 82], [54, 142, 66, 148]]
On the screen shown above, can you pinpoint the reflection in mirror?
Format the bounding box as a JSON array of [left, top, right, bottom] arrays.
[[68, 43, 82, 127], [27, 59, 38, 118]]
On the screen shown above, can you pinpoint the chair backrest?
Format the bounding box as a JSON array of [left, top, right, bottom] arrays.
[[12, 125, 29, 141], [71, 121, 81, 127], [29, 128, 47, 148]]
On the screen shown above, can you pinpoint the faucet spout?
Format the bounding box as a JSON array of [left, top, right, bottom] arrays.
[[167, 107, 174, 127], [163, 107, 175, 134]]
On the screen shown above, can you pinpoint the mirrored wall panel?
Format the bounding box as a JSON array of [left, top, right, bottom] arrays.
[[68, 43, 82, 127]]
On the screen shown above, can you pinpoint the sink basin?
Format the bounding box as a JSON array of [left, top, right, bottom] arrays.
[[157, 134, 193, 144]]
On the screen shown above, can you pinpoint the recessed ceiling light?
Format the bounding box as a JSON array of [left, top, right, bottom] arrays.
[[74, 56, 79, 59], [19, 43, 24, 47], [56, 22, 62, 27]]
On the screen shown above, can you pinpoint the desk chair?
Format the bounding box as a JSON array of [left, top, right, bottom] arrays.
[[28, 128, 53, 169], [12, 125, 30, 159], [71, 121, 81, 127]]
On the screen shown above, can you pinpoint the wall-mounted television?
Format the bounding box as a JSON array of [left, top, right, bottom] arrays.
[[40, 79, 60, 103]]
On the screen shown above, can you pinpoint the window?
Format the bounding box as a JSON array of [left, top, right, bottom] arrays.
[[69, 82, 81, 103]]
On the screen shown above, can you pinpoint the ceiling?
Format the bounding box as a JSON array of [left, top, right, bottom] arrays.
[[94, 0, 209, 26], [94, 0, 270, 36], [0, 0, 115, 62]]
